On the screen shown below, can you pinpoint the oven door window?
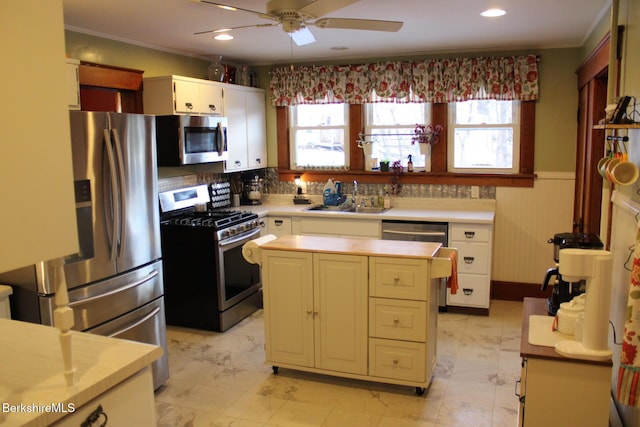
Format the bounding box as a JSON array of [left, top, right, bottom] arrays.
[[184, 127, 218, 154], [219, 239, 261, 309]]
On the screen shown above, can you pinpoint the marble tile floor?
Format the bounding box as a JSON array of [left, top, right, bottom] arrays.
[[155, 300, 524, 426]]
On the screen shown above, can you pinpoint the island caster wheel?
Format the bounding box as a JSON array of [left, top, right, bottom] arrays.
[[415, 387, 425, 396], [272, 366, 279, 375]]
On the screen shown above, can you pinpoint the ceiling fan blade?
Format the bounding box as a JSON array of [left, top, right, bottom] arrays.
[[194, 23, 278, 35], [298, 0, 359, 18], [195, 0, 275, 20], [314, 18, 403, 32], [289, 26, 316, 46]]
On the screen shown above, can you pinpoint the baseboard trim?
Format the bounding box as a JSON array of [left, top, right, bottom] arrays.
[[491, 280, 552, 301]]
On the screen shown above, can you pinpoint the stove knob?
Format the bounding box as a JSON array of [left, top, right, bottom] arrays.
[[229, 227, 237, 235], [221, 230, 229, 239]]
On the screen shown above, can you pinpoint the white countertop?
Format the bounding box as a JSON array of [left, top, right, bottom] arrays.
[[240, 195, 496, 224], [0, 319, 162, 426]]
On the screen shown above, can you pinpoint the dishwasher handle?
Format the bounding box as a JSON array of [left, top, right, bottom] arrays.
[[383, 229, 447, 237]]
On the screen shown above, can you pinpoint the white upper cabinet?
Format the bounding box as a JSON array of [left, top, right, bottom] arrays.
[[66, 58, 81, 110], [224, 85, 267, 172], [143, 75, 223, 116]]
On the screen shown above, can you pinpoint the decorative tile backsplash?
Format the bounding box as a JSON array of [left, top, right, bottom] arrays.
[[157, 167, 496, 200]]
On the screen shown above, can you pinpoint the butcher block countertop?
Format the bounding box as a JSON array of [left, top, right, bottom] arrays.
[[261, 234, 443, 259], [0, 318, 162, 426]]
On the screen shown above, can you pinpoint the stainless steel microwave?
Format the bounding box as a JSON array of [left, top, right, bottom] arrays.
[[155, 115, 228, 166]]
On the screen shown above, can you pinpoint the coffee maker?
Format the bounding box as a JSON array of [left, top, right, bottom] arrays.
[[542, 232, 603, 315]]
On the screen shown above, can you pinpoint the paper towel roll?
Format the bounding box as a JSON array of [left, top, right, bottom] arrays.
[[242, 234, 277, 265]]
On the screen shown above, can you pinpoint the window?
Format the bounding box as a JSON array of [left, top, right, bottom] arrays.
[[289, 104, 349, 169], [448, 100, 520, 173], [364, 103, 432, 171]]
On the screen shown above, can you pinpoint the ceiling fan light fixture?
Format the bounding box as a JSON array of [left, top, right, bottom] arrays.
[[481, 8, 506, 17], [214, 34, 234, 40]]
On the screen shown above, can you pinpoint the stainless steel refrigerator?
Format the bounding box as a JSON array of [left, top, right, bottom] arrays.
[[0, 111, 169, 389]]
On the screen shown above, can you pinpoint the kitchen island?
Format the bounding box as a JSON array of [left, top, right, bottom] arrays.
[[0, 318, 161, 426], [245, 234, 453, 394]]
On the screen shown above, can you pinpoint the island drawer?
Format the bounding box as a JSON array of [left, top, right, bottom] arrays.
[[369, 257, 428, 301], [369, 298, 426, 342], [369, 338, 426, 382]]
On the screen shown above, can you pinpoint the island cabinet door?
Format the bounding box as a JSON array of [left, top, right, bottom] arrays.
[[313, 253, 368, 375], [262, 250, 314, 368]]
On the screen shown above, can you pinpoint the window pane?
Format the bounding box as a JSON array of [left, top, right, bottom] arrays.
[[455, 100, 513, 125], [370, 103, 425, 125], [295, 129, 345, 168], [370, 129, 422, 167], [295, 104, 345, 126], [453, 128, 513, 168]]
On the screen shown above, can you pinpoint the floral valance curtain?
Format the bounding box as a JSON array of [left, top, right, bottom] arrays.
[[270, 54, 539, 106]]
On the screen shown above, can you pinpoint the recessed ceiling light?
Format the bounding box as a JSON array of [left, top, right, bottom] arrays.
[[214, 34, 234, 41], [481, 8, 506, 17]]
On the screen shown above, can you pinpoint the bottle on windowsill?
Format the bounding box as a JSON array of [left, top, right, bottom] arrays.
[[407, 155, 414, 172]]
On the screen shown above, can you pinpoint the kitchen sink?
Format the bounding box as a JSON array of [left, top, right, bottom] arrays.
[[306, 205, 388, 214]]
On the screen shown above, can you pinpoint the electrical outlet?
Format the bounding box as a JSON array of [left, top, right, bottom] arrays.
[[471, 186, 480, 198]]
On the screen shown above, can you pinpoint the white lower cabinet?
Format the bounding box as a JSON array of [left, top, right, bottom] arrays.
[[447, 222, 493, 310], [262, 246, 442, 393], [292, 217, 380, 239], [263, 250, 368, 375], [52, 369, 156, 426], [267, 216, 292, 237]]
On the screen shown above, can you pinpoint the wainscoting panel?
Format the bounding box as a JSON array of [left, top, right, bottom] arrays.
[[493, 172, 575, 286]]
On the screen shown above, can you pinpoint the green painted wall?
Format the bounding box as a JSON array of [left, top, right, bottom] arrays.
[[65, 30, 583, 173]]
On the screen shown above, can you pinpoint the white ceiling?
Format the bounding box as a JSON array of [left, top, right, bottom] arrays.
[[62, 0, 611, 66]]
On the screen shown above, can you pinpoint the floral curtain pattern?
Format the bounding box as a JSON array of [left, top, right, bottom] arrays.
[[270, 54, 539, 106]]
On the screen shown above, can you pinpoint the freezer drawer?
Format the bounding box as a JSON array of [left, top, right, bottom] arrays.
[[87, 296, 169, 390], [39, 261, 164, 331]]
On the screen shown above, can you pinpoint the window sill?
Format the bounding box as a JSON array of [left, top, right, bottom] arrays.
[[278, 170, 535, 187]]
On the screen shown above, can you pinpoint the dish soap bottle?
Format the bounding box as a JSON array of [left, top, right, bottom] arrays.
[[407, 154, 414, 172]]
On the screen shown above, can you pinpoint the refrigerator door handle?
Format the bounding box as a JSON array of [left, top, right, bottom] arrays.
[[103, 128, 119, 261], [110, 128, 127, 257]]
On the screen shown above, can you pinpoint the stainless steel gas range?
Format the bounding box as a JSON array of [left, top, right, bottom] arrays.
[[159, 183, 263, 332]]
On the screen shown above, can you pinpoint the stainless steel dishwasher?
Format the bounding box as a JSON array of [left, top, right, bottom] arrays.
[[381, 221, 449, 310]]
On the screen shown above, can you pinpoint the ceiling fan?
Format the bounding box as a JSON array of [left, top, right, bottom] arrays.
[[193, 0, 403, 46]]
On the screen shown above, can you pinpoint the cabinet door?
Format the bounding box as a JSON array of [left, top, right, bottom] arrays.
[[200, 83, 223, 115], [314, 253, 368, 375], [246, 90, 267, 169], [173, 79, 200, 113], [224, 88, 248, 172], [263, 250, 314, 368], [66, 60, 80, 110]]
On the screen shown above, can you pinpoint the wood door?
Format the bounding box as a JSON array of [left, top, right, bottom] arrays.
[[573, 35, 610, 236]]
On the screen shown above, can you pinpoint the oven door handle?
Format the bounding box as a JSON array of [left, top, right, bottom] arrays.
[[383, 229, 447, 237], [218, 227, 262, 248]]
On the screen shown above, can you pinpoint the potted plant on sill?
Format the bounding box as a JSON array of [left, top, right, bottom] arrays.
[[411, 124, 443, 172]]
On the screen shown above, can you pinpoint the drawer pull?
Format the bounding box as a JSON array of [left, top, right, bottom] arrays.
[[306, 309, 312, 315], [393, 276, 400, 282], [463, 288, 473, 295], [274, 220, 283, 226], [185, 102, 193, 109], [393, 317, 399, 324], [463, 256, 475, 264], [464, 231, 475, 239], [208, 104, 217, 111], [393, 358, 399, 365]]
